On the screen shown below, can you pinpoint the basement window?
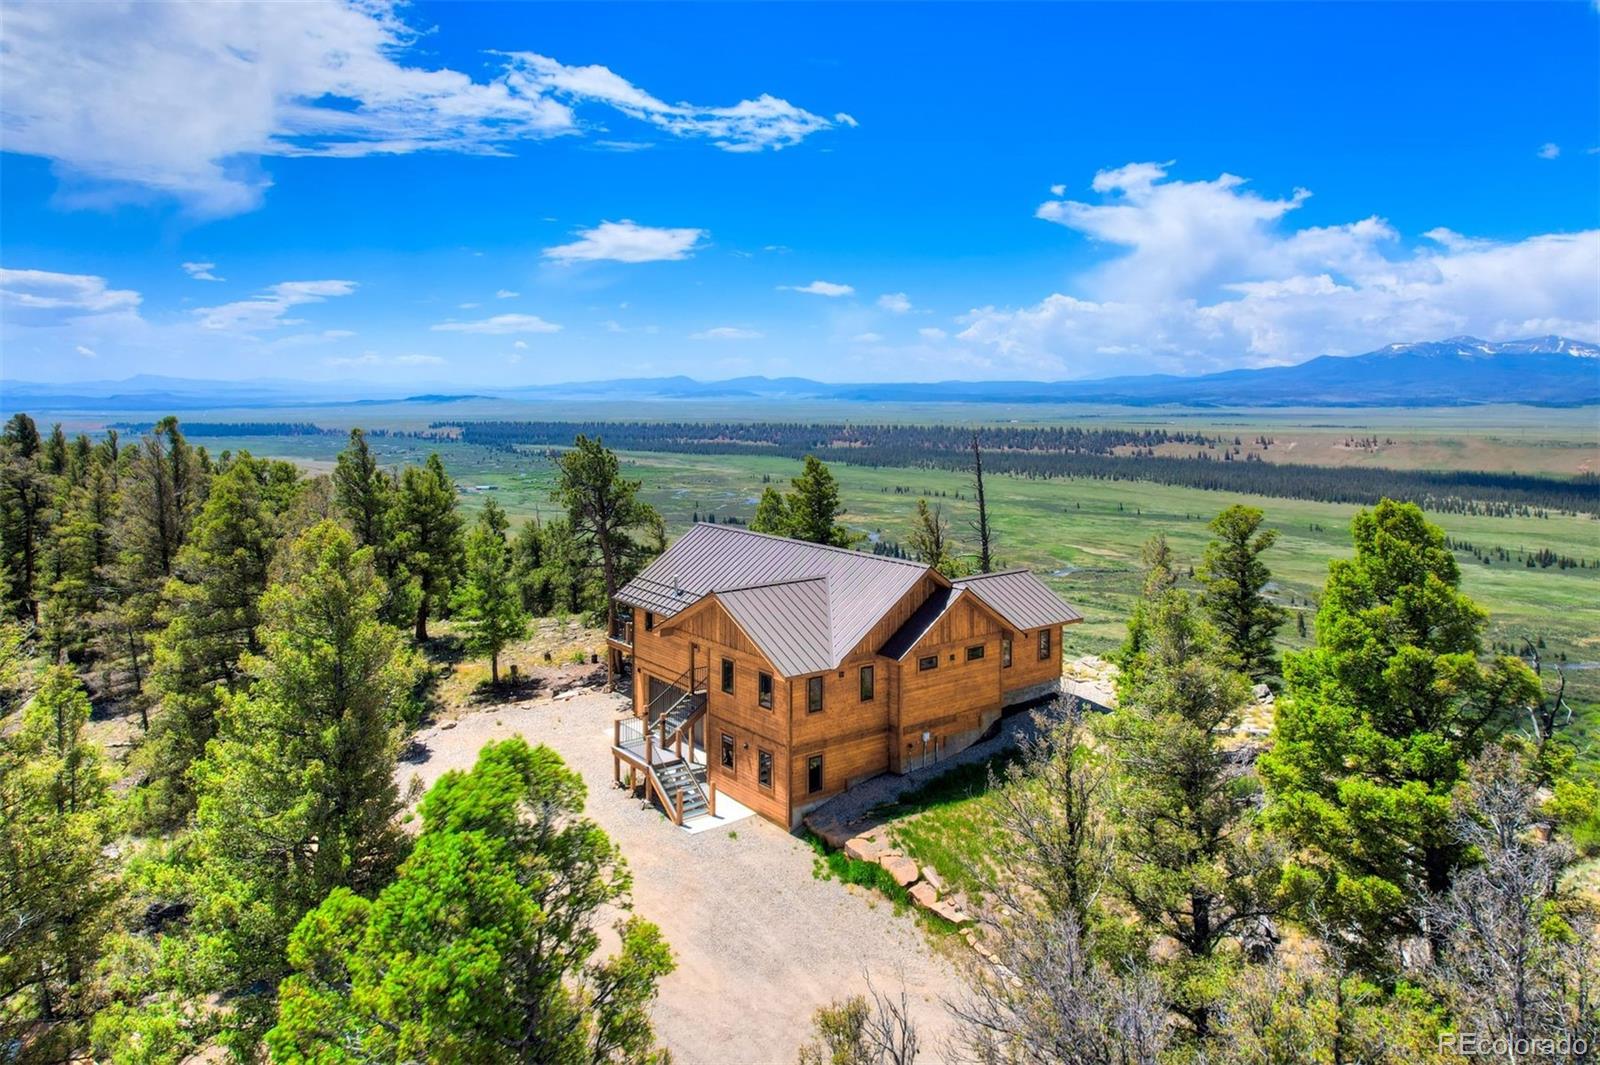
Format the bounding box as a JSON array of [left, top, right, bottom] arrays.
[[918, 655, 938, 672], [808, 754, 824, 795], [807, 676, 824, 713], [966, 644, 986, 662], [758, 671, 773, 709]]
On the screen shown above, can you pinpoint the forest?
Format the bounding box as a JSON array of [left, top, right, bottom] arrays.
[[2, 410, 1598, 1062]]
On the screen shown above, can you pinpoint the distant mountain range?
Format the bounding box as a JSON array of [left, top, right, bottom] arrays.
[[4, 336, 1596, 411]]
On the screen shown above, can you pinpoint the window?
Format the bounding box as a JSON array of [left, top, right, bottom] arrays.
[[644, 611, 655, 631], [721, 732, 735, 770], [721, 657, 734, 694], [758, 672, 773, 709], [758, 749, 773, 789], [966, 644, 986, 662], [807, 676, 824, 714], [807, 754, 824, 795], [918, 655, 939, 672], [1038, 627, 1052, 660], [859, 665, 875, 702], [1002, 636, 1013, 668]]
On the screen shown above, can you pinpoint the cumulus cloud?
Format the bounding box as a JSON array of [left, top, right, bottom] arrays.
[[0, 2, 850, 215], [959, 161, 1600, 375], [431, 313, 562, 335], [181, 261, 224, 282], [75, 345, 97, 358], [196, 280, 357, 332], [544, 220, 706, 263], [1538, 142, 1561, 160], [918, 327, 948, 341], [780, 280, 854, 297], [877, 292, 912, 313], [689, 326, 764, 341], [0, 268, 142, 317], [495, 289, 519, 299]]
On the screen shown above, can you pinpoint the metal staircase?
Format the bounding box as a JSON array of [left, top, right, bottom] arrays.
[[645, 664, 709, 748], [650, 758, 709, 823]]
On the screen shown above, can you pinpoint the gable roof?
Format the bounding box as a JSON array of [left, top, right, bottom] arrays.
[[620, 524, 929, 673], [951, 568, 1084, 630], [878, 586, 963, 661]]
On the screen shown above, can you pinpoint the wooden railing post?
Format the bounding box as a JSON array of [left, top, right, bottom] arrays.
[[708, 780, 717, 817], [674, 788, 684, 824]]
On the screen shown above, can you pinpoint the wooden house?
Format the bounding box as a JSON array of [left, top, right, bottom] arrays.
[[606, 523, 1082, 829]]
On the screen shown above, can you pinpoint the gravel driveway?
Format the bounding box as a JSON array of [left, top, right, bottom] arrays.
[[400, 690, 963, 1065]]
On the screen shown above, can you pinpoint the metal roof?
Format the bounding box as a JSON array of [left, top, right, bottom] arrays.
[[952, 569, 1084, 631], [878, 586, 963, 661], [619, 523, 929, 674], [714, 577, 833, 676]]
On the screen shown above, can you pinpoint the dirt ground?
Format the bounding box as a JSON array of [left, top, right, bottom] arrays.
[[400, 686, 964, 1065]]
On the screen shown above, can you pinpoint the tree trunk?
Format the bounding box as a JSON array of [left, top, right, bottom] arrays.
[[491, 653, 500, 687], [414, 598, 429, 642], [971, 434, 993, 573]]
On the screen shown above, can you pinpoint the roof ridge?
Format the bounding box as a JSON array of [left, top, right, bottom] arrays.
[[690, 521, 930, 569], [952, 567, 1033, 581], [714, 574, 830, 594]]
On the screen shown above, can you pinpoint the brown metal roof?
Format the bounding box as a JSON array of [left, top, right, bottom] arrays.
[[619, 523, 928, 675], [952, 569, 1084, 631], [878, 586, 964, 660]]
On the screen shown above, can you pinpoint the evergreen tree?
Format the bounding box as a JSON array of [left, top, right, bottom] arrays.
[[178, 520, 416, 1047], [906, 498, 968, 577], [1119, 532, 1179, 664], [1, 412, 48, 622], [1260, 500, 1542, 968], [269, 738, 673, 1063], [391, 453, 463, 641], [332, 428, 391, 550], [1102, 588, 1277, 1040], [554, 436, 661, 647], [1197, 505, 1286, 681], [750, 485, 791, 536], [119, 417, 206, 584], [140, 454, 298, 825], [0, 667, 120, 1055], [786, 455, 854, 546], [455, 499, 528, 685]]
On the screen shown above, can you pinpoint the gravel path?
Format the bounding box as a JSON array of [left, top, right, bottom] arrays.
[[400, 690, 964, 1065]]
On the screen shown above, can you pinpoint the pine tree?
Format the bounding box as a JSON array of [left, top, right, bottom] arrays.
[[455, 499, 528, 685], [180, 520, 416, 1047], [554, 436, 662, 651], [268, 739, 673, 1063], [0, 667, 120, 1054], [907, 498, 968, 577], [1, 412, 48, 622], [750, 485, 791, 536], [1102, 588, 1277, 1040], [1119, 532, 1179, 664], [1196, 505, 1286, 681], [332, 428, 391, 549], [392, 453, 463, 641], [1260, 500, 1542, 969], [786, 455, 854, 546], [140, 454, 298, 825]]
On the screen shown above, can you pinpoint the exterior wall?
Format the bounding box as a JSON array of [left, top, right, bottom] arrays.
[[1002, 624, 1063, 704], [627, 606, 695, 717], [894, 597, 1006, 771]]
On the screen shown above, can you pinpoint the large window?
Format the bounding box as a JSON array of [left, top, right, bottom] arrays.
[[721, 657, 734, 694], [807, 754, 824, 795], [917, 655, 938, 672], [807, 676, 824, 713], [758, 671, 773, 709], [721, 732, 735, 770], [966, 644, 986, 662], [1001, 636, 1013, 668], [859, 665, 875, 702], [758, 749, 773, 789], [1038, 628, 1052, 660]]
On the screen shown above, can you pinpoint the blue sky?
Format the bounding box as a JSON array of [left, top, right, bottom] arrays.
[[2, 1, 1597, 385]]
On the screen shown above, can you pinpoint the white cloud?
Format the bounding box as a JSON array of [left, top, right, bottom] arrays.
[[689, 326, 764, 341], [394, 353, 445, 365], [959, 161, 1600, 375], [1050, 183, 1066, 197], [495, 289, 519, 299], [75, 345, 97, 358], [431, 313, 562, 335], [780, 280, 854, 297], [0, 3, 849, 216], [1538, 142, 1561, 160], [544, 220, 706, 263], [196, 279, 356, 332], [877, 292, 912, 313], [181, 261, 224, 282], [918, 327, 948, 341], [513, 340, 529, 350], [327, 352, 382, 367], [850, 332, 884, 343], [458, 302, 482, 310], [0, 268, 142, 316]]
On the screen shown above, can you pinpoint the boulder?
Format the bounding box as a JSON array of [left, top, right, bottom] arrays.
[[881, 854, 920, 888], [922, 866, 946, 893], [929, 896, 972, 926], [844, 834, 889, 864], [805, 818, 855, 851], [909, 881, 940, 909]]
